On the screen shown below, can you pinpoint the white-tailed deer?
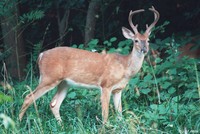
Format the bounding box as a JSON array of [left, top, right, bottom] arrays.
[[19, 7, 159, 124]]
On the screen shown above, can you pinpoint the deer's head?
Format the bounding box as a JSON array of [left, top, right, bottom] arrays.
[[122, 7, 160, 55]]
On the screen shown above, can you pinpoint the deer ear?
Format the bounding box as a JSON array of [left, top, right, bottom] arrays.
[[122, 27, 134, 40]]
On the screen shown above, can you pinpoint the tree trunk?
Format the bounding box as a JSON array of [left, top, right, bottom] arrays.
[[84, 0, 100, 46], [1, 2, 26, 80], [56, 2, 70, 46]]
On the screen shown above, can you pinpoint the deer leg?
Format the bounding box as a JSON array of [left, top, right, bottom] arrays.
[[101, 88, 111, 124], [50, 81, 68, 123], [112, 90, 122, 117], [19, 80, 60, 121]]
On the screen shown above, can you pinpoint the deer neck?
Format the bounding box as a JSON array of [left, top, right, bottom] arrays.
[[127, 46, 145, 77]]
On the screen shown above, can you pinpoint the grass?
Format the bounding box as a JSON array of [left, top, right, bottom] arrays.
[[1, 72, 199, 134], [1, 51, 200, 133], [0, 78, 160, 133]]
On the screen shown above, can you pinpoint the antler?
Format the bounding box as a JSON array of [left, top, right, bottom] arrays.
[[128, 9, 145, 34], [145, 6, 160, 34]]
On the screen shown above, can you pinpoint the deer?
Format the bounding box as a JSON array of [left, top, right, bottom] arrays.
[[19, 7, 160, 124]]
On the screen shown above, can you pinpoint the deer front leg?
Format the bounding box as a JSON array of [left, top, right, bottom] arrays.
[[113, 90, 122, 113], [112, 90, 122, 118], [50, 81, 68, 123], [101, 88, 111, 124]]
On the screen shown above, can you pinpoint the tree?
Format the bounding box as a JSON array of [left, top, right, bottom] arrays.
[[84, 0, 101, 45], [0, 0, 26, 80], [56, 1, 70, 45]]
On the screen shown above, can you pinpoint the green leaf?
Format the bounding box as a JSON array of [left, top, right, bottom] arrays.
[[72, 44, 77, 48], [150, 104, 158, 110], [155, 58, 162, 64], [88, 39, 98, 45], [162, 82, 171, 89], [144, 74, 153, 81], [110, 37, 117, 42], [183, 90, 199, 99], [78, 44, 84, 49], [168, 68, 177, 75], [108, 48, 116, 53], [158, 104, 167, 114], [20, 10, 44, 23], [118, 41, 126, 47], [103, 40, 109, 45], [168, 87, 176, 94], [107, 42, 112, 46], [0, 93, 13, 104], [68, 92, 76, 99], [140, 88, 151, 94], [129, 77, 139, 86]]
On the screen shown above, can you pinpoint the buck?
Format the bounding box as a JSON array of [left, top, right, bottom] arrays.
[[19, 7, 159, 124]]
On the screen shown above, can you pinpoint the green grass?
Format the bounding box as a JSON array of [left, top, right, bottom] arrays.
[[0, 81, 141, 133], [1, 59, 200, 134], [1, 36, 200, 133]]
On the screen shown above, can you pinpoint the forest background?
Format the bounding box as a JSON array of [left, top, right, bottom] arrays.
[[0, 0, 200, 133]]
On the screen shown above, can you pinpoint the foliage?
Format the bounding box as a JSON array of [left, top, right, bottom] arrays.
[[1, 32, 200, 133], [19, 10, 44, 23], [0, 0, 200, 133], [0, 92, 12, 104], [0, 0, 17, 17], [125, 36, 200, 133]]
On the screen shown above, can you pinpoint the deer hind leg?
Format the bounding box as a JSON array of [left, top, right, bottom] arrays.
[[19, 79, 60, 121], [101, 88, 111, 124], [50, 81, 68, 123]]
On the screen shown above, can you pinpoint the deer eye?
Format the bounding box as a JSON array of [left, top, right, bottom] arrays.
[[135, 40, 139, 43]]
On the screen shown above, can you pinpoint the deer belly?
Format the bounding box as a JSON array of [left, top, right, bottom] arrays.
[[65, 78, 101, 90]]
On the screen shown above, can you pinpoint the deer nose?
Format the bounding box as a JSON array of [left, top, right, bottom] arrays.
[[141, 47, 147, 53], [141, 41, 148, 53]]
